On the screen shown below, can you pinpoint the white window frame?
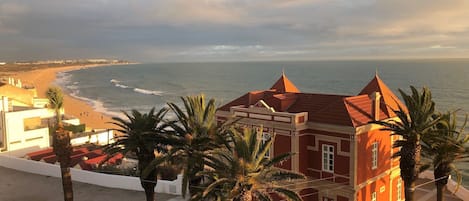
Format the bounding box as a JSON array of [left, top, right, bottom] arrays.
[[262, 132, 271, 158], [371, 192, 377, 201], [322, 144, 334, 172], [397, 178, 402, 201], [372, 142, 378, 169]]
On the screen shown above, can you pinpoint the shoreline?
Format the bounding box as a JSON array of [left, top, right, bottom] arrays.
[[11, 63, 128, 130]]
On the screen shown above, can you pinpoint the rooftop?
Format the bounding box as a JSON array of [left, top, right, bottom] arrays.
[[219, 73, 405, 127]]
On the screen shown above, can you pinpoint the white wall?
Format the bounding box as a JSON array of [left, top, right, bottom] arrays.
[[0, 152, 182, 195], [63, 118, 80, 126], [4, 108, 51, 151], [71, 130, 114, 146]]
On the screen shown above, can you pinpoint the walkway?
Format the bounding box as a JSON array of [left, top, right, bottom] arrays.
[[414, 178, 462, 201], [0, 166, 185, 201]]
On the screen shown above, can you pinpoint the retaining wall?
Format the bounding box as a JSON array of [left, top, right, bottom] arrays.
[[0, 150, 182, 195]]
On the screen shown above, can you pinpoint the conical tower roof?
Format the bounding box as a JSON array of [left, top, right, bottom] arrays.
[[359, 74, 405, 116], [270, 72, 300, 93]]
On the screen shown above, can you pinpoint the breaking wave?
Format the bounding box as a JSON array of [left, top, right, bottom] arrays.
[[133, 88, 164, 96], [110, 79, 164, 96]]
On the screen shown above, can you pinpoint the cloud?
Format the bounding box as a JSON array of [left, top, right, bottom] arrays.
[[1, 0, 469, 61]]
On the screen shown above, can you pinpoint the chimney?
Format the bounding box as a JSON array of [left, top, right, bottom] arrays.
[[372, 91, 381, 120]]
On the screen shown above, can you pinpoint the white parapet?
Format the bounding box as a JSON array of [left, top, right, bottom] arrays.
[[0, 153, 182, 195]]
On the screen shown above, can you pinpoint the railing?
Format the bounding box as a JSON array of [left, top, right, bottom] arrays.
[[419, 170, 469, 200]]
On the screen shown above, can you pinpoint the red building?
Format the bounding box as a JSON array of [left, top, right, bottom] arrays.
[[216, 73, 404, 201]]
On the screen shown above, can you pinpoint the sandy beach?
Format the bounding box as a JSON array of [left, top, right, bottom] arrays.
[[11, 64, 118, 130]]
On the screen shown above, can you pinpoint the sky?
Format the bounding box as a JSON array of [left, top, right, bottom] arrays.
[[1, 0, 469, 62]]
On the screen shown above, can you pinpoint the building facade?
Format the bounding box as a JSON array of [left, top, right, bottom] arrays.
[[216, 73, 404, 201], [0, 79, 63, 152]]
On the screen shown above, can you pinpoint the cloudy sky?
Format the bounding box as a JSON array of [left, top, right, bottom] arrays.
[[1, 0, 469, 62]]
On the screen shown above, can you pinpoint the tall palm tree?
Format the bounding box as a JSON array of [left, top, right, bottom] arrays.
[[422, 111, 469, 201], [372, 86, 439, 201], [147, 95, 232, 198], [104, 107, 169, 201], [46, 87, 73, 201], [195, 127, 305, 201]]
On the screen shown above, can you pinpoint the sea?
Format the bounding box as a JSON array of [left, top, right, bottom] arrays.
[[56, 59, 469, 186]]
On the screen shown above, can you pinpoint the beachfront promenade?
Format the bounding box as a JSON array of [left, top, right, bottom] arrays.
[[0, 166, 184, 201]]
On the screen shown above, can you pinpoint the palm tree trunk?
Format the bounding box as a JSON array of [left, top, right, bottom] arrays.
[[436, 183, 445, 201], [400, 141, 420, 201], [404, 181, 415, 201], [60, 166, 74, 201], [434, 167, 449, 201], [141, 182, 156, 201], [54, 127, 73, 201], [139, 156, 157, 201]]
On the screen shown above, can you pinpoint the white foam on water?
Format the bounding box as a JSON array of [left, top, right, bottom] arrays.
[[110, 78, 164, 96], [55, 72, 72, 86], [110, 79, 131, 89], [133, 88, 165, 96]]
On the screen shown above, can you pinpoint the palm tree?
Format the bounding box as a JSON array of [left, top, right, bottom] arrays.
[[46, 87, 73, 201], [104, 107, 169, 201], [46, 87, 64, 125], [148, 95, 232, 198], [422, 111, 469, 201], [372, 86, 439, 201], [195, 127, 305, 201]]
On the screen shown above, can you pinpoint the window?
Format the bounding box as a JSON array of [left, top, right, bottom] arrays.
[[372, 142, 378, 169], [397, 179, 402, 201], [322, 144, 334, 172], [23, 117, 45, 131], [262, 132, 271, 158], [371, 192, 377, 201]]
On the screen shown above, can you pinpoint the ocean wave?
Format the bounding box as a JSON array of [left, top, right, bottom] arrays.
[[110, 79, 164, 96], [134, 88, 164, 96], [110, 79, 130, 89], [55, 72, 72, 86], [115, 83, 130, 89], [66, 85, 79, 90]]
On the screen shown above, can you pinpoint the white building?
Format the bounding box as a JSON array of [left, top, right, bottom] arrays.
[[0, 96, 54, 152], [0, 79, 78, 152]]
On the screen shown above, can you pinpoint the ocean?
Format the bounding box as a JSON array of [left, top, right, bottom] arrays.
[[56, 59, 469, 187], [56, 59, 469, 117]]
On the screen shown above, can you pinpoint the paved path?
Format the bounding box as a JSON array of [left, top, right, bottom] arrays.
[[414, 178, 462, 201], [0, 166, 185, 201]]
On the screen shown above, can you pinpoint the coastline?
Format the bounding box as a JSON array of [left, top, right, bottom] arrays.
[[11, 64, 124, 130]]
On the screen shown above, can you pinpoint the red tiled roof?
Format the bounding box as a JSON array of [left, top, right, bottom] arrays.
[[218, 75, 403, 128], [344, 95, 389, 127], [270, 73, 300, 93], [359, 75, 406, 116]]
